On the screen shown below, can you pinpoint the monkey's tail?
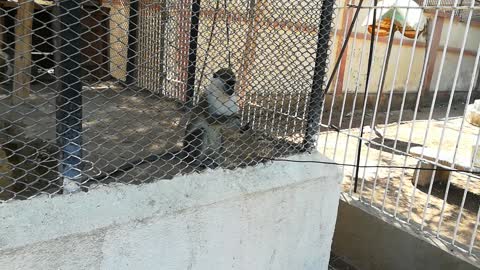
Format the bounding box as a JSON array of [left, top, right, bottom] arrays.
[[81, 150, 187, 185], [82, 122, 248, 186]]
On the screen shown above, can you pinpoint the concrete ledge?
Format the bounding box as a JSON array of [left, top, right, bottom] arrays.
[[332, 195, 480, 270], [0, 152, 342, 270]]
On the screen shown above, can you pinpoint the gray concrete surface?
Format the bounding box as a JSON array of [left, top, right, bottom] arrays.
[[332, 195, 480, 270], [0, 151, 342, 270]]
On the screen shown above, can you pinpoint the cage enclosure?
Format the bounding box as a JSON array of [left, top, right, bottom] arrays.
[[0, 0, 334, 201]]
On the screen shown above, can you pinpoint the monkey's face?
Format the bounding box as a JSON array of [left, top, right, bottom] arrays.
[[212, 68, 236, 95]]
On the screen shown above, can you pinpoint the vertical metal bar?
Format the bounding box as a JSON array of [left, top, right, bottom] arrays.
[[391, 6, 428, 217], [283, 93, 294, 137], [346, 13, 370, 195], [159, 0, 167, 93], [369, 18, 397, 207], [453, 88, 480, 246], [337, 3, 367, 194], [275, 92, 286, 137], [303, 0, 335, 150], [380, 1, 423, 214], [147, 6, 154, 91], [435, 0, 475, 239], [366, 5, 402, 208], [469, 200, 480, 254], [418, 0, 459, 231], [153, 6, 159, 93], [321, 2, 352, 156], [185, 0, 201, 108], [380, 6, 417, 210], [377, 28, 395, 102], [56, 0, 84, 193], [149, 7, 154, 91], [137, 2, 143, 87], [396, 0, 441, 221], [126, 0, 139, 85], [358, 2, 387, 198], [164, 2, 172, 98], [354, 0, 377, 193]]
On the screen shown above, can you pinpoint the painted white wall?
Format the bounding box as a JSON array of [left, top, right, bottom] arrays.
[[0, 151, 342, 270]]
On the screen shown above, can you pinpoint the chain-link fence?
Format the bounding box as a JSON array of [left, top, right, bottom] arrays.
[[4, 0, 480, 264], [0, 0, 335, 201]]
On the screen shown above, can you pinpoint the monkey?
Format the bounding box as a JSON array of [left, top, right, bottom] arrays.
[[182, 68, 245, 168], [0, 49, 13, 97], [77, 68, 250, 185], [0, 49, 13, 87]]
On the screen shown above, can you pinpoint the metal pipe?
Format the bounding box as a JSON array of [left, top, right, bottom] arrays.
[[303, 0, 336, 150], [382, 0, 428, 217], [377, 27, 395, 102], [354, 0, 378, 193], [323, 0, 364, 160], [366, 12, 398, 206], [56, 0, 84, 193], [356, 3, 389, 199], [185, 0, 201, 108], [126, 0, 139, 85], [343, 6, 370, 195], [434, 0, 475, 240]]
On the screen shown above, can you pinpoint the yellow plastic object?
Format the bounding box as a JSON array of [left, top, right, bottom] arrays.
[[367, 18, 396, 37], [398, 26, 424, 39], [367, 18, 424, 38], [363, 0, 427, 39]]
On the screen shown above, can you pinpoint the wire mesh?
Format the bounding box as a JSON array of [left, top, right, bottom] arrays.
[[321, 0, 480, 261], [0, 0, 334, 203], [9, 0, 480, 264]]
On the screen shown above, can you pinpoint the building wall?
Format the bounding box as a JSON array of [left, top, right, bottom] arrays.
[[332, 1, 480, 95], [0, 152, 342, 270]]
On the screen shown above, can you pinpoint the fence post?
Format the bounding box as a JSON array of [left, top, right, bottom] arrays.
[[126, 0, 139, 85], [185, 0, 201, 108], [303, 0, 335, 151], [11, 0, 34, 104], [56, 0, 84, 193]]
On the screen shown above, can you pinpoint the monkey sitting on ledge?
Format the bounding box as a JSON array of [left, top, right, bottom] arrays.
[[80, 68, 250, 183], [183, 68, 247, 168]]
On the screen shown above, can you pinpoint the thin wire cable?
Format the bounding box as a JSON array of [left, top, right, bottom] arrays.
[[197, 0, 232, 97], [324, 0, 364, 95], [197, 0, 221, 96], [265, 157, 480, 175], [354, 0, 377, 193]]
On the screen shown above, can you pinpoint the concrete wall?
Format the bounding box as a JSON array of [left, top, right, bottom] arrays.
[[332, 196, 480, 270], [0, 152, 342, 270]]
